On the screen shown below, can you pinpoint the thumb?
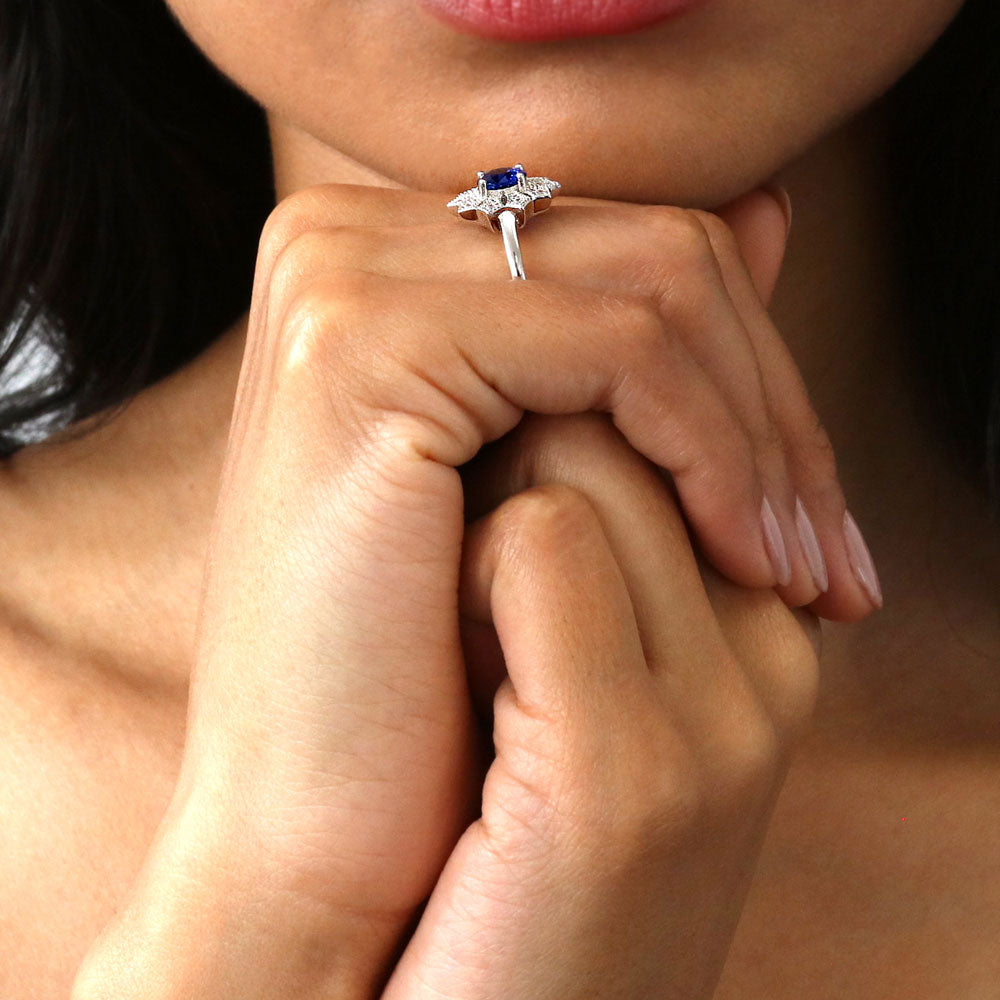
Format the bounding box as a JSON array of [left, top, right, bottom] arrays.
[[711, 182, 792, 307]]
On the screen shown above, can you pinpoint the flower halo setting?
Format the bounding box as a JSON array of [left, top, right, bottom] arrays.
[[447, 164, 562, 232]]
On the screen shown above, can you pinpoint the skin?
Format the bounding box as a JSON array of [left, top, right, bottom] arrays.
[[166, 0, 960, 207], [1, 0, 999, 997]]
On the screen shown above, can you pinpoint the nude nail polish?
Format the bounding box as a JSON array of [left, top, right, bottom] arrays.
[[843, 509, 883, 608], [794, 496, 828, 593], [760, 495, 792, 587]]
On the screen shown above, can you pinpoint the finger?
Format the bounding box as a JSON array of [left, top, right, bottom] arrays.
[[694, 555, 822, 739], [458, 482, 668, 757], [383, 483, 703, 1000], [260, 210, 802, 588], [264, 267, 782, 589], [461, 413, 729, 671], [712, 183, 791, 307], [227, 185, 452, 494], [693, 204, 878, 620], [252, 186, 865, 603], [462, 412, 818, 745], [690, 204, 820, 608]]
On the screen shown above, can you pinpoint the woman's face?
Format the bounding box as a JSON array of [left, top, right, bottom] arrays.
[[164, 0, 964, 204]]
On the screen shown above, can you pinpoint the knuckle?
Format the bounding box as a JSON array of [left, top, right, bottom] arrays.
[[569, 740, 704, 863], [716, 590, 821, 739], [634, 210, 720, 321], [703, 407, 756, 475], [269, 227, 378, 299], [621, 746, 704, 848], [647, 205, 714, 267], [710, 702, 783, 805], [760, 624, 821, 738], [259, 187, 331, 259], [665, 407, 756, 497], [610, 294, 668, 359], [690, 208, 739, 252], [497, 483, 602, 562], [592, 293, 677, 415], [274, 269, 374, 379], [267, 230, 327, 300]]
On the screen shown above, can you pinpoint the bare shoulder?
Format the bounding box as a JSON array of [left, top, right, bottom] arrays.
[[0, 626, 183, 997]]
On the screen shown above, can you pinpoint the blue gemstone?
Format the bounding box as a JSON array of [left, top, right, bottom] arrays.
[[482, 166, 523, 190]]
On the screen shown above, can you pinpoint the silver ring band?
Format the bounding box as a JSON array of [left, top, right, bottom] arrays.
[[498, 210, 526, 280]]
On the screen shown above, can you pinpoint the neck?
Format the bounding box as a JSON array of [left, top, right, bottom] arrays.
[[769, 103, 1000, 752], [2, 103, 998, 750]]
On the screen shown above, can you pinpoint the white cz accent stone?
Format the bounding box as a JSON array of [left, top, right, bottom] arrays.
[[447, 176, 562, 217]]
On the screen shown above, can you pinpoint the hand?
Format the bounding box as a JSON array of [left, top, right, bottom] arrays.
[[384, 410, 821, 1000], [71, 181, 863, 999], [380, 204, 822, 1000], [245, 181, 872, 618]]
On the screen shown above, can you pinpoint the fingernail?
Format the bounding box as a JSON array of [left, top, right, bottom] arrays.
[[794, 496, 828, 593], [760, 495, 792, 587], [842, 509, 882, 608], [763, 181, 792, 238]]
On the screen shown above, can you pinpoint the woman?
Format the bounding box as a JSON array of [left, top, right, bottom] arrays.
[[0, 0, 997, 996]]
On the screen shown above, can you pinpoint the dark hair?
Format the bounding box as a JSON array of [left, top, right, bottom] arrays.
[[0, 0, 273, 452], [885, 0, 1000, 507], [0, 1, 997, 505]]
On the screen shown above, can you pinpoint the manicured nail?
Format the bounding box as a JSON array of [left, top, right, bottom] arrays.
[[794, 496, 828, 593], [760, 495, 791, 586], [763, 181, 793, 238], [842, 509, 882, 608]]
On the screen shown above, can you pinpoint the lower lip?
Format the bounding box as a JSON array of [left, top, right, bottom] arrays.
[[416, 0, 706, 42]]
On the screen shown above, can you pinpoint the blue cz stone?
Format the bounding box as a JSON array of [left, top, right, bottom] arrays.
[[482, 166, 523, 190]]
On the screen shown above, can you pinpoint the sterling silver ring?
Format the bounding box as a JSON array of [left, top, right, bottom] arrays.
[[447, 165, 562, 280]]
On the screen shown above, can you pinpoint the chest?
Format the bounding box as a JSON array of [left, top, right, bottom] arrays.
[[713, 747, 1000, 999], [0, 658, 184, 997]]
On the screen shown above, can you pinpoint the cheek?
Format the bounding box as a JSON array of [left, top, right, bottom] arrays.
[[796, 0, 967, 96], [731, 0, 967, 145], [162, 0, 327, 94], [161, 0, 967, 204]]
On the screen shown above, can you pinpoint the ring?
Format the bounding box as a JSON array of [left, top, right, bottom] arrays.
[[447, 165, 562, 280]]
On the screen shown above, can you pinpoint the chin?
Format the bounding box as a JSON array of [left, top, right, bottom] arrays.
[[292, 91, 833, 210], [167, 0, 964, 208]]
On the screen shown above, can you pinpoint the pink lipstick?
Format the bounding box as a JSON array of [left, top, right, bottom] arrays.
[[416, 0, 706, 42]]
